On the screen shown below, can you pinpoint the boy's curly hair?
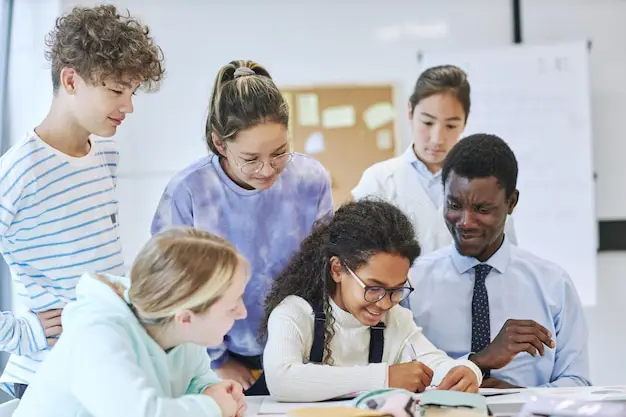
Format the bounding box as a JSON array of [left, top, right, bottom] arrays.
[[45, 5, 165, 93]]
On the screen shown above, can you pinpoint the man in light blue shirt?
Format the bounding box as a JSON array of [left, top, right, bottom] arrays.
[[408, 133, 590, 388]]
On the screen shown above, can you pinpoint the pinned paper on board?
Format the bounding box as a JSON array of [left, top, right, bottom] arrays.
[[304, 132, 325, 155], [297, 93, 320, 126], [322, 106, 356, 129], [376, 129, 393, 150], [363, 102, 395, 130]]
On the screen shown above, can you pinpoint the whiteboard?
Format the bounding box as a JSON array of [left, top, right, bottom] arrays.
[[419, 41, 597, 306]]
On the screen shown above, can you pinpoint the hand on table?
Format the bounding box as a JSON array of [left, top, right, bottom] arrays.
[[203, 380, 247, 417]]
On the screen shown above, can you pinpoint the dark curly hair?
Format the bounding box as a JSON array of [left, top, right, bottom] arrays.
[[45, 4, 165, 93], [262, 199, 421, 364], [442, 133, 518, 198], [410, 65, 470, 122]]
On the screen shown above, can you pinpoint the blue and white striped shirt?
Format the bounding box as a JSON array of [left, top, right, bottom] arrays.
[[0, 132, 125, 394]]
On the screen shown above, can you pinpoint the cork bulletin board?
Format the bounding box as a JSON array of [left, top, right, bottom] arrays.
[[280, 85, 397, 208]]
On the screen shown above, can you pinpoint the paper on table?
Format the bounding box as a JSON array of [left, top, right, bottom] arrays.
[[527, 386, 626, 402], [322, 106, 356, 129], [258, 398, 354, 415], [297, 94, 320, 127], [479, 388, 525, 397]]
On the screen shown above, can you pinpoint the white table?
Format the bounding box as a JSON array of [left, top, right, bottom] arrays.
[[244, 395, 525, 417], [245, 387, 626, 417]]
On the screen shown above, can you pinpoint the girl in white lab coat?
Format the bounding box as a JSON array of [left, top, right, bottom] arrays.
[[352, 65, 516, 254]]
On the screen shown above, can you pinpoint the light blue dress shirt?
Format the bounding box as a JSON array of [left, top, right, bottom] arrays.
[[402, 146, 443, 208], [407, 237, 591, 388]]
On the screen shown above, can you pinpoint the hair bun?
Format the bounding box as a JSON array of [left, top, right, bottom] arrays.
[[233, 66, 256, 79]]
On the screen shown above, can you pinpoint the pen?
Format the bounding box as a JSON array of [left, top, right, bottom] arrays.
[[408, 343, 419, 361], [408, 343, 438, 390]]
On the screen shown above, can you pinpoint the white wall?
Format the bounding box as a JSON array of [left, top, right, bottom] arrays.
[[15, 0, 621, 385], [522, 0, 626, 386], [61, 0, 513, 270], [8, 0, 60, 145]]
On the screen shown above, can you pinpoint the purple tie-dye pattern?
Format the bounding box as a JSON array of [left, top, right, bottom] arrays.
[[151, 153, 333, 367]]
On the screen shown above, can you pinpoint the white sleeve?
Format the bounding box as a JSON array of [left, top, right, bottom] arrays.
[[185, 347, 223, 395], [0, 311, 48, 354], [263, 305, 386, 402], [352, 166, 386, 200], [69, 323, 223, 417], [400, 329, 483, 387]]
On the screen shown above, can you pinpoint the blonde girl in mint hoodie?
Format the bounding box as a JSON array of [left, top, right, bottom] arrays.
[[14, 227, 250, 417]]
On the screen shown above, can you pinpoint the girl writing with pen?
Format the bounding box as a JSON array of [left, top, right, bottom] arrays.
[[260, 199, 482, 402]]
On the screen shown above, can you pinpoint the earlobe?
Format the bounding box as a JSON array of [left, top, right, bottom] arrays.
[[212, 133, 226, 156], [508, 190, 520, 214], [60, 67, 78, 95], [175, 310, 192, 326], [329, 256, 343, 284], [407, 101, 414, 121]]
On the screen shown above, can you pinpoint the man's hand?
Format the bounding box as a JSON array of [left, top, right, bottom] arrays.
[[481, 377, 523, 389], [37, 309, 63, 348], [470, 319, 555, 371], [215, 358, 256, 390]]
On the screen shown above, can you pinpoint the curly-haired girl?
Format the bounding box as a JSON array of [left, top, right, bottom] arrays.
[[261, 199, 482, 402]]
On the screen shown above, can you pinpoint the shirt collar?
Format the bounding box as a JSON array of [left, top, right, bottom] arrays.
[[402, 146, 441, 181], [450, 235, 511, 275]]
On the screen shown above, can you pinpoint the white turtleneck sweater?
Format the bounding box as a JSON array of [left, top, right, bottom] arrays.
[[263, 296, 482, 402]]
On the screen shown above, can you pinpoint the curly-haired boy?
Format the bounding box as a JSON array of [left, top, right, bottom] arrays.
[[0, 4, 164, 398]]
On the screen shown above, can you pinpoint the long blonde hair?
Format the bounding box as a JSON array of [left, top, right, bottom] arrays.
[[100, 227, 246, 324]]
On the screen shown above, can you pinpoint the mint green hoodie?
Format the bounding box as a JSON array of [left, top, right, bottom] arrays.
[[13, 273, 225, 417]]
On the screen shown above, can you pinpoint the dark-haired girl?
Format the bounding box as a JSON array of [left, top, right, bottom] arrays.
[[352, 65, 516, 254]]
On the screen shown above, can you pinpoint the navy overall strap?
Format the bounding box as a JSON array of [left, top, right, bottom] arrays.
[[368, 322, 385, 363], [309, 301, 385, 364], [309, 303, 327, 364]]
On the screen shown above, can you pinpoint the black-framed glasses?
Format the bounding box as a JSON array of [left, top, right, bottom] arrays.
[[226, 147, 294, 175], [346, 266, 414, 303]]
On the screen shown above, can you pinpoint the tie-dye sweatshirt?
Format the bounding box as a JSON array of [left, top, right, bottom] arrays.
[[151, 153, 333, 367]]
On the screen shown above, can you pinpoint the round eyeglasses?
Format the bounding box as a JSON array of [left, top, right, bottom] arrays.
[[227, 147, 294, 175], [346, 266, 414, 304]]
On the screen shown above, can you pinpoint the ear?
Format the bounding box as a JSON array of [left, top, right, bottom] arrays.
[[507, 190, 519, 215], [407, 101, 414, 121], [60, 67, 81, 95], [173, 309, 193, 327], [329, 256, 344, 284], [211, 133, 227, 157]]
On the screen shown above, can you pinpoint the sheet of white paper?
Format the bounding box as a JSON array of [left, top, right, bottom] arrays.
[[322, 106, 356, 129], [297, 94, 320, 127], [363, 102, 395, 130], [304, 132, 325, 155], [258, 398, 353, 415], [526, 386, 626, 402], [375, 129, 393, 150], [479, 388, 525, 397]]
